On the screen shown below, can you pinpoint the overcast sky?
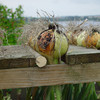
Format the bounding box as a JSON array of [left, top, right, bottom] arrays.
[[0, 0, 100, 17]]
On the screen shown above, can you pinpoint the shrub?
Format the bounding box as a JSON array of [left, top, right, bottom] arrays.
[[0, 4, 25, 45]]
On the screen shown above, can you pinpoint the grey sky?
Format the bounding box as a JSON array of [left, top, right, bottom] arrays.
[[1, 0, 100, 17]]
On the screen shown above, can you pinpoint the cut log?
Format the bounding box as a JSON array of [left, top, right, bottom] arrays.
[[36, 56, 47, 67]]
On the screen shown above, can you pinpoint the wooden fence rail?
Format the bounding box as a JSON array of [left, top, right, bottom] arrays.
[[0, 45, 100, 89]]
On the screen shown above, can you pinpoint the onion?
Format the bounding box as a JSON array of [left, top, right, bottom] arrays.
[[86, 32, 100, 48], [96, 39, 100, 49], [66, 31, 73, 44], [29, 24, 69, 64], [77, 31, 87, 46]]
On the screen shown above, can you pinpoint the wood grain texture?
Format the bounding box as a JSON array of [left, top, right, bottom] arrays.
[[0, 63, 100, 89], [66, 45, 100, 64], [0, 45, 36, 59]]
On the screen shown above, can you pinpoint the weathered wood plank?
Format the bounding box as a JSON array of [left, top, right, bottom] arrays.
[[0, 45, 35, 69], [0, 63, 100, 89], [0, 59, 31, 69], [0, 45, 47, 68], [66, 45, 100, 64], [0, 45, 35, 59]]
